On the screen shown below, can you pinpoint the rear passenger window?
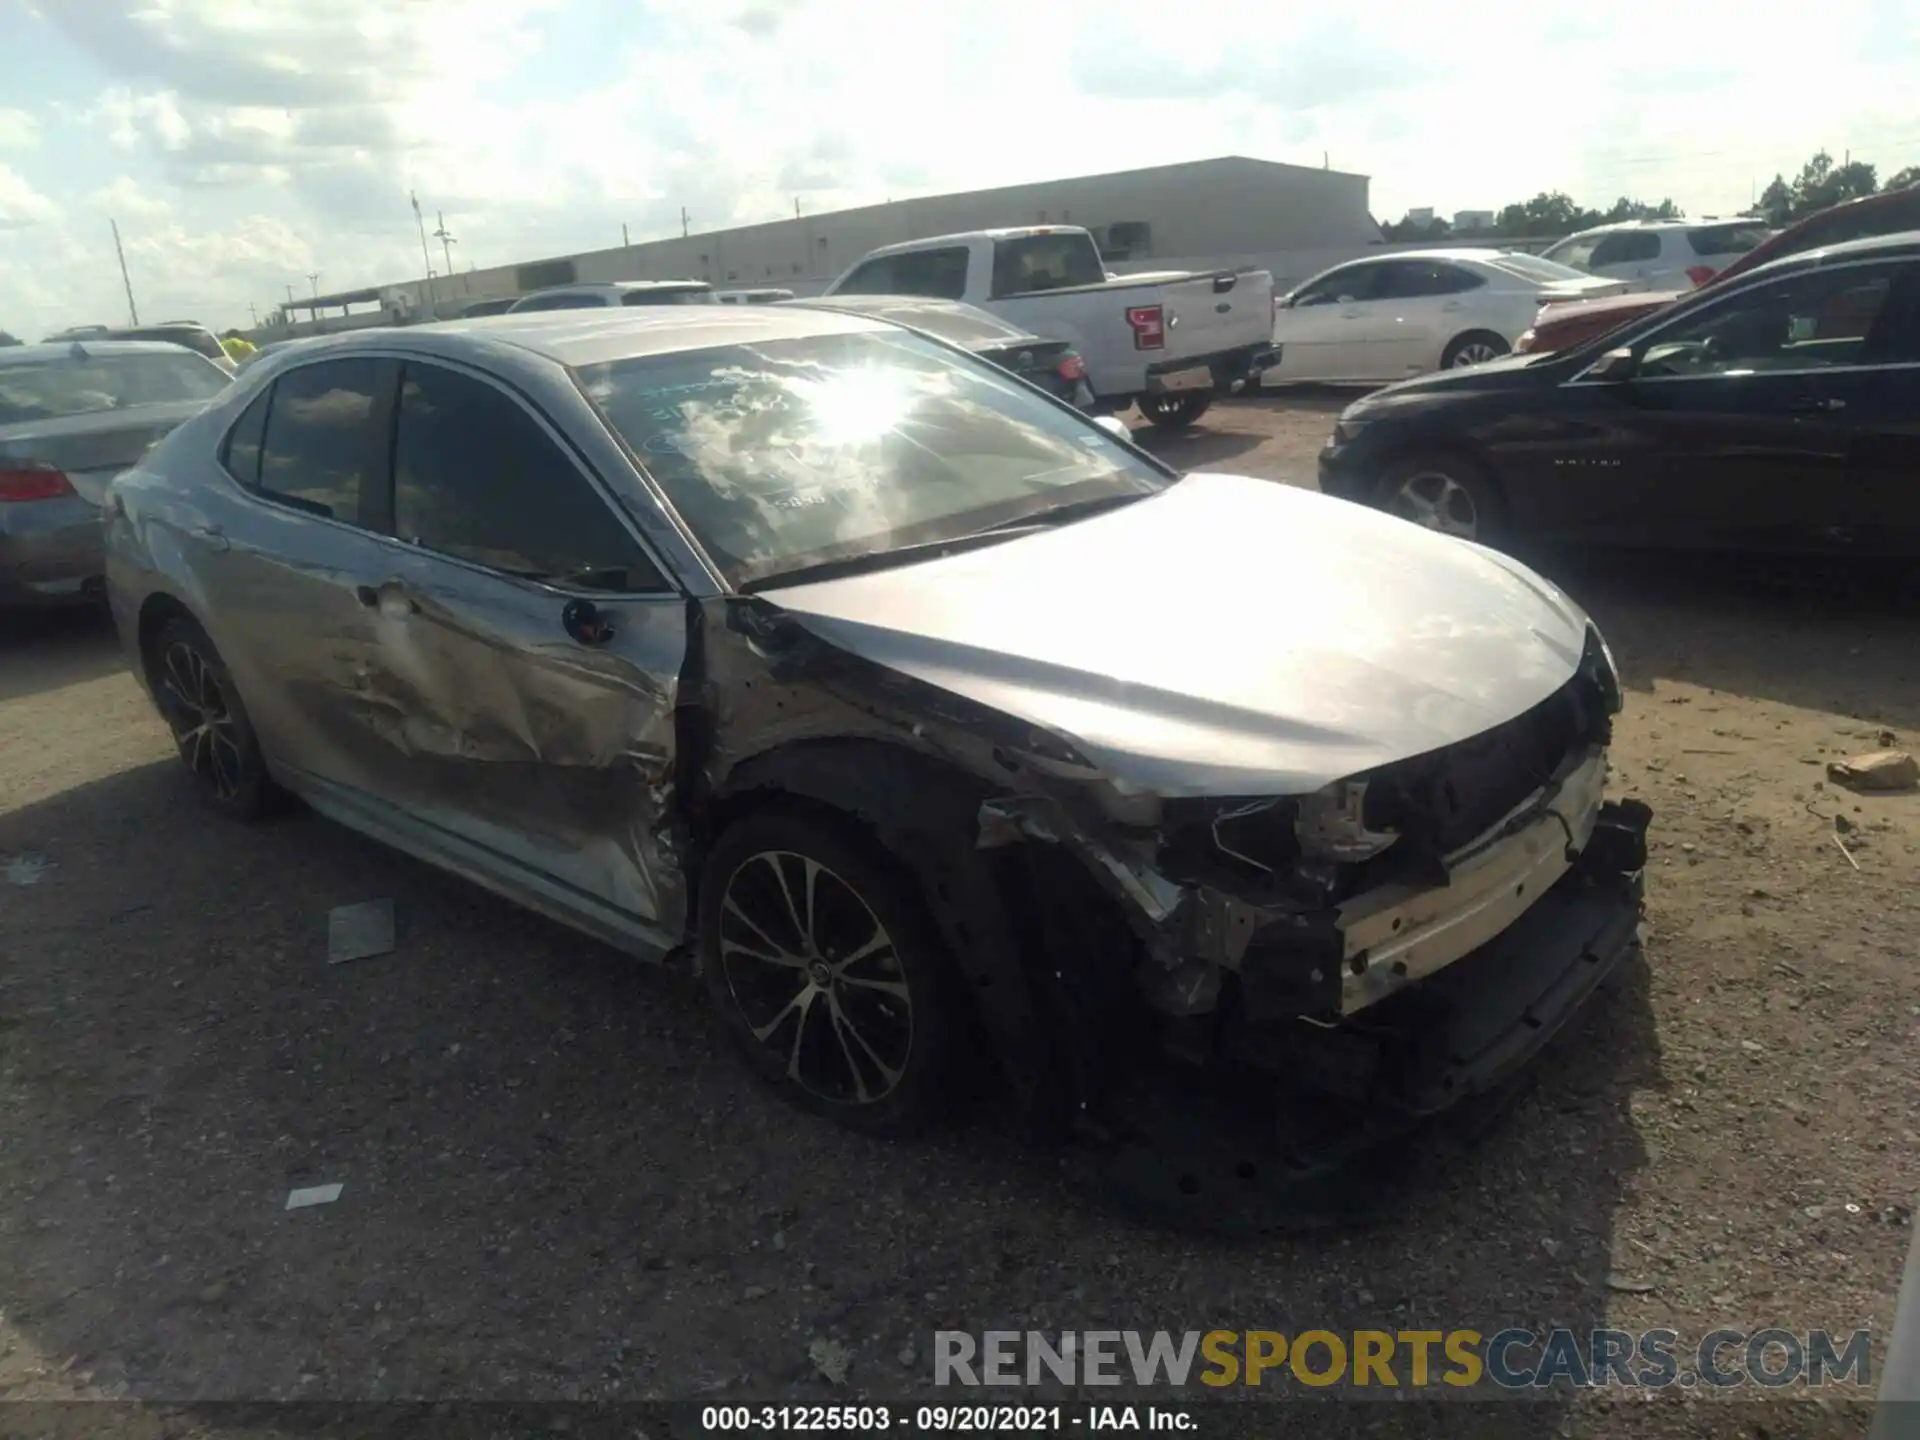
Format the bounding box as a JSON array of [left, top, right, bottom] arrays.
[[256, 358, 388, 523], [221, 387, 270, 486], [392, 362, 665, 592], [1589, 231, 1661, 266], [1377, 261, 1483, 298]]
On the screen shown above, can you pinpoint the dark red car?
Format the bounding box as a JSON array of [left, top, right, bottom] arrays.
[[1514, 185, 1920, 355]]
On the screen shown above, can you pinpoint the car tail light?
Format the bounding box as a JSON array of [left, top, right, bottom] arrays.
[[1514, 329, 1537, 354], [0, 463, 76, 502], [1685, 266, 1717, 287], [1125, 304, 1165, 350], [1056, 353, 1086, 381]]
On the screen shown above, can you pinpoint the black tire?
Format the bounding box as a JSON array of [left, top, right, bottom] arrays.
[[698, 807, 955, 1137], [1138, 393, 1213, 430], [148, 615, 276, 820], [1440, 330, 1510, 370], [1371, 452, 1507, 546]]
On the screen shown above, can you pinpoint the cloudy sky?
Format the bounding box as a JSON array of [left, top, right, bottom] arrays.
[[1, 0, 1916, 337]]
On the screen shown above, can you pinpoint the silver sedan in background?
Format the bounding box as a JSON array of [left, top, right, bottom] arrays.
[[2, 340, 231, 607], [103, 307, 1648, 1211]]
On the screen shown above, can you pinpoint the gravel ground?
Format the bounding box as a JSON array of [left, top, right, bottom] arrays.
[[1, 392, 1915, 1439]]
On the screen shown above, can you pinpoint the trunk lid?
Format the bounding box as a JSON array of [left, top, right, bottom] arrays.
[[0, 398, 210, 504]]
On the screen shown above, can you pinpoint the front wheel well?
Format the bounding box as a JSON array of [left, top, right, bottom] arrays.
[[694, 739, 1106, 1129]]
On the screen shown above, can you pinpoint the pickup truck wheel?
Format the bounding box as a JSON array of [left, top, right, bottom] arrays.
[[1372, 454, 1506, 545], [1139, 393, 1213, 430], [1441, 331, 1510, 369]]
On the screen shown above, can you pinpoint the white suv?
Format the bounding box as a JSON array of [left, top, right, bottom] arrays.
[[506, 280, 715, 312], [1539, 220, 1773, 293]]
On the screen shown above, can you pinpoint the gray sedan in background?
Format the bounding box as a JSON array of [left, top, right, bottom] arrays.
[[2, 340, 231, 606], [103, 307, 1648, 1216]]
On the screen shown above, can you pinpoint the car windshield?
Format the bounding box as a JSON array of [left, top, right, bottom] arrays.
[[576, 329, 1166, 588], [0, 351, 230, 424], [1486, 253, 1594, 284]]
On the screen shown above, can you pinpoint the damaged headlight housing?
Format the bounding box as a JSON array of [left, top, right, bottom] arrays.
[[1583, 624, 1623, 715], [1293, 778, 1399, 862]]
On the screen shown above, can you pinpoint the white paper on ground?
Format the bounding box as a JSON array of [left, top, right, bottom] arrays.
[[285, 1183, 344, 1210]]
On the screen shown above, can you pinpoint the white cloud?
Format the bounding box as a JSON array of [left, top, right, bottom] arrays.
[[3, 0, 1918, 336], [0, 109, 41, 150], [0, 166, 60, 229]]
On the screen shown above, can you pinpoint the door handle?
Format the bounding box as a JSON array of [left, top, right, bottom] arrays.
[[1441, 301, 1462, 312], [191, 523, 229, 553], [1788, 396, 1846, 412], [355, 581, 417, 615]]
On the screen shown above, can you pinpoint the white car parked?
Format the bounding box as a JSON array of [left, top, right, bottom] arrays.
[[1262, 249, 1622, 386], [1538, 220, 1773, 293]]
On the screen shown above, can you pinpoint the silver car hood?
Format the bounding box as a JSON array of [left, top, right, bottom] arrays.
[[758, 472, 1594, 797]]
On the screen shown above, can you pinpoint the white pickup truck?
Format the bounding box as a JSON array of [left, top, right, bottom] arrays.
[[822, 226, 1277, 430]]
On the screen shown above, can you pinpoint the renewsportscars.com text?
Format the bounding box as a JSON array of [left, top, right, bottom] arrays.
[[934, 1328, 1872, 1390]]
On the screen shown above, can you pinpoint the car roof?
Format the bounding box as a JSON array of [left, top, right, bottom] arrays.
[[0, 339, 210, 366], [528, 280, 710, 294], [258, 306, 896, 370], [1753, 226, 1920, 270], [1345, 248, 1530, 265]]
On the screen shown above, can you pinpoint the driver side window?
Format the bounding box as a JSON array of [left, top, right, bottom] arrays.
[[1294, 265, 1376, 307], [391, 362, 668, 592], [1632, 262, 1903, 378]]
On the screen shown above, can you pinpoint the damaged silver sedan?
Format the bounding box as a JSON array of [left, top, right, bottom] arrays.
[[103, 306, 1650, 1206]]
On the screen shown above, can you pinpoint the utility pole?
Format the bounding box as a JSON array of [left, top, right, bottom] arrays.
[[285, 283, 295, 307], [794, 197, 801, 219], [681, 206, 689, 238], [411, 191, 438, 315], [307, 271, 321, 298], [110, 219, 140, 325], [248, 302, 259, 327], [432, 210, 457, 281], [622, 223, 630, 246]]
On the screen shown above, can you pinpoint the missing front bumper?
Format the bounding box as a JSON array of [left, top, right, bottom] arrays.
[[1080, 799, 1651, 1232]]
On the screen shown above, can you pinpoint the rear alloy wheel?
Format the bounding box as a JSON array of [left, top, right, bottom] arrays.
[[1138, 393, 1213, 430], [1374, 455, 1504, 545], [699, 810, 952, 1136], [1441, 331, 1510, 369], [150, 616, 274, 819]]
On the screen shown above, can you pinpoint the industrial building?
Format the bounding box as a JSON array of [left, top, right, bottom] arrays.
[[272, 155, 1383, 334]]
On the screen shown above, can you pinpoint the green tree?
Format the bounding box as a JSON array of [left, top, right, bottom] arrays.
[[1884, 165, 1920, 191], [1494, 191, 1601, 238]]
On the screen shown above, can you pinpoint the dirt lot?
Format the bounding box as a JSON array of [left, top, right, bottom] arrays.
[[1, 392, 1916, 1438]]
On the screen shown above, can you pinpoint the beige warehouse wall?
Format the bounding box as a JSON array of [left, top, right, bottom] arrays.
[[380, 157, 1379, 317]]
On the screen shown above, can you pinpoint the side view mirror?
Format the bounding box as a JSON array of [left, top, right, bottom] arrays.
[[1589, 347, 1637, 382], [1093, 414, 1133, 441]]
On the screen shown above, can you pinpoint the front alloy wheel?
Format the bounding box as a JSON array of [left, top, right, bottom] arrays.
[[1389, 469, 1481, 540], [700, 811, 951, 1135]]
